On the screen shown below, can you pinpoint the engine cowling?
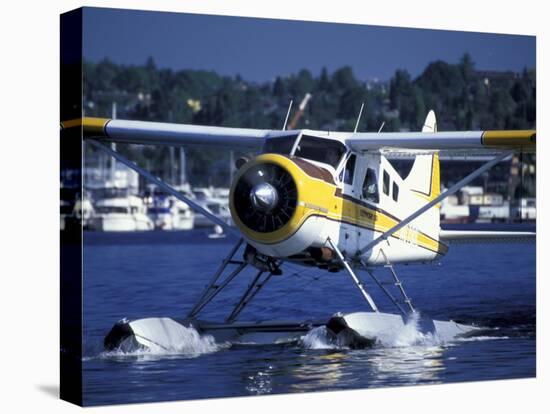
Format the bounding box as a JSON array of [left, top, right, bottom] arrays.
[[230, 153, 336, 258], [232, 162, 297, 233]]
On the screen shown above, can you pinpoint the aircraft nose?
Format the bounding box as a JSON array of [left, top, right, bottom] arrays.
[[249, 182, 279, 212], [231, 159, 297, 234]]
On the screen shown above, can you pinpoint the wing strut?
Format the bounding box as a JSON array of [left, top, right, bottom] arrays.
[[327, 238, 378, 312], [187, 238, 245, 317], [88, 139, 240, 236], [357, 151, 512, 257], [225, 270, 274, 323]]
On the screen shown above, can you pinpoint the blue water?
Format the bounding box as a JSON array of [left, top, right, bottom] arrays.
[[82, 228, 536, 406]]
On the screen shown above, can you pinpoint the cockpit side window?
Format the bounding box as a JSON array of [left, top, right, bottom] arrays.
[[392, 181, 399, 202], [383, 170, 390, 196], [343, 154, 356, 185], [262, 135, 299, 155], [294, 135, 347, 169], [362, 168, 379, 203]]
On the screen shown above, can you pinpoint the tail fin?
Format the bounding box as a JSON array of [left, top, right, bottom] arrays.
[[422, 110, 437, 133], [406, 110, 440, 201], [405, 111, 441, 237], [406, 152, 440, 201]]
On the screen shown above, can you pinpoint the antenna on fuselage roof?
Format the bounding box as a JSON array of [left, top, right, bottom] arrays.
[[282, 100, 293, 130], [377, 121, 386, 133], [354, 102, 365, 133]]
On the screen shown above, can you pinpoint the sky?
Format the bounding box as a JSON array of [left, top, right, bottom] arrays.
[[83, 7, 536, 83]]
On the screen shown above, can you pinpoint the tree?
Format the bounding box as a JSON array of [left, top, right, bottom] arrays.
[[273, 76, 286, 98], [389, 69, 412, 110], [459, 53, 474, 81], [318, 67, 330, 92], [332, 66, 357, 91], [290, 69, 315, 97], [83, 58, 536, 186], [338, 86, 366, 120]]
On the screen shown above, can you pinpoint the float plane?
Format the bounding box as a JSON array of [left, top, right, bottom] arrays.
[[63, 109, 536, 350]]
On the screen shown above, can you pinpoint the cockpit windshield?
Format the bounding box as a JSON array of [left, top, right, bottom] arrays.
[[294, 135, 346, 169], [262, 135, 299, 155], [262, 133, 346, 170]]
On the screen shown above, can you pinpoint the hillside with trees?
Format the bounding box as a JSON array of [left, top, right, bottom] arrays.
[[83, 54, 535, 188]]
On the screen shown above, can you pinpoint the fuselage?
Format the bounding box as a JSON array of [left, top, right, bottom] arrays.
[[229, 130, 448, 268]]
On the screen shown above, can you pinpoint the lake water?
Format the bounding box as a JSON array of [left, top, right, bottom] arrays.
[[82, 227, 536, 406]]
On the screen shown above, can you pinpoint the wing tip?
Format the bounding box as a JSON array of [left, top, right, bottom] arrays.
[[61, 117, 111, 137], [482, 130, 536, 148]]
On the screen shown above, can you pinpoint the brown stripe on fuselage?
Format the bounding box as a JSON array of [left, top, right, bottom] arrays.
[[291, 157, 336, 185]]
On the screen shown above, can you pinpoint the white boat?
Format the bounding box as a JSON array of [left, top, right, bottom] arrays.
[[147, 195, 195, 230], [60, 193, 95, 230], [74, 195, 95, 228], [440, 196, 471, 223], [511, 198, 536, 221], [89, 195, 153, 232], [60, 187, 81, 231], [208, 224, 226, 239], [171, 198, 195, 230], [146, 194, 173, 230], [192, 187, 232, 228], [195, 200, 231, 228]]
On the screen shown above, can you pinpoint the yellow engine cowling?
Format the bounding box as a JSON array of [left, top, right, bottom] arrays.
[[230, 154, 339, 258]]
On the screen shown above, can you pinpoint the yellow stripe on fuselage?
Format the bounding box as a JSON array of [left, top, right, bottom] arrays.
[[329, 195, 444, 255], [231, 154, 447, 256]]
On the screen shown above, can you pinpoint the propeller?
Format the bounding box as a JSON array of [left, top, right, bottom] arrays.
[[233, 163, 297, 233]]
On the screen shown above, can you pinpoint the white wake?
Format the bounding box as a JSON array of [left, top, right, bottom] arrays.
[[378, 311, 441, 347], [301, 326, 339, 350], [97, 325, 225, 360], [300, 312, 502, 350]]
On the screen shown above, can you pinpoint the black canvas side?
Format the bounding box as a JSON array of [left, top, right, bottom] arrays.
[[60, 7, 83, 407]]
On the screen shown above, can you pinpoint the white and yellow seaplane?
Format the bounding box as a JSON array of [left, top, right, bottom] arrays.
[[64, 109, 535, 350]]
